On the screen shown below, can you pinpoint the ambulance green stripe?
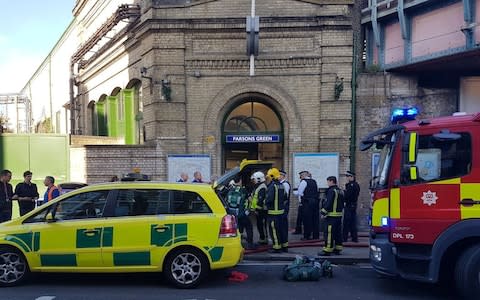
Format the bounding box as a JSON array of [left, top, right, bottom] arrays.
[[113, 252, 150, 266], [40, 254, 77, 266]]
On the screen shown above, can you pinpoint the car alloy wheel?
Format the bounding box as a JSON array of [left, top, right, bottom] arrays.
[[0, 250, 28, 286], [171, 252, 202, 285], [165, 248, 208, 288]]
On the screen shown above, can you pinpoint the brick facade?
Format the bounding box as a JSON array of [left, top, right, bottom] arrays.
[[74, 0, 356, 228], [354, 73, 458, 227]]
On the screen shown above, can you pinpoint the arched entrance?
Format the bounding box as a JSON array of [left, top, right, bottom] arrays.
[[222, 98, 283, 170]]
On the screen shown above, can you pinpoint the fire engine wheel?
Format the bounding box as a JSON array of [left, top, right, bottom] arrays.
[[454, 244, 480, 300], [163, 247, 209, 289], [0, 247, 30, 287]]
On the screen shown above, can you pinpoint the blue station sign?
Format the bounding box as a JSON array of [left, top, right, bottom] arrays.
[[226, 134, 280, 143]]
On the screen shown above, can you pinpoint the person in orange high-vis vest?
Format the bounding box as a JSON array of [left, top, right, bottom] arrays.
[[43, 176, 60, 204]]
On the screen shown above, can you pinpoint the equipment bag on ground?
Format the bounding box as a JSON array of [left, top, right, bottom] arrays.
[[283, 255, 333, 281]]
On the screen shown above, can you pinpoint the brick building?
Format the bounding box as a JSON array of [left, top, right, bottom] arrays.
[[70, 0, 356, 182], [63, 0, 359, 227]]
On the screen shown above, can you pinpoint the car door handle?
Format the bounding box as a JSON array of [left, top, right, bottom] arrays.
[[459, 199, 480, 206], [153, 226, 169, 233], [83, 229, 100, 236]]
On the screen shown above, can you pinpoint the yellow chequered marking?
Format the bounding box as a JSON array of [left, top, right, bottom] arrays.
[[372, 198, 389, 227], [460, 183, 480, 219], [431, 178, 461, 185], [390, 188, 400, 219]]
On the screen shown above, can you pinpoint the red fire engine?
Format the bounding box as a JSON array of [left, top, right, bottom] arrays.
[[361, 111, 480, 299]]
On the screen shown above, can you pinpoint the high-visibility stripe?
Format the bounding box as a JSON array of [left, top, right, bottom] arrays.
[[332, 189, 338, 213], [390, 188, 400, 219], [327, 212, 342, 217], [410, 167, 417, 181], [431, 178, 461, 185], [409, 132, 417, 163], [274, 185, 278, 211], [460, 183, 480, 219], [372, 197, 389, 227], [47, 186, 58, 201], [268, 184, 284, 215], [270, 220, 280, 249], [324, 225, 333, 252]]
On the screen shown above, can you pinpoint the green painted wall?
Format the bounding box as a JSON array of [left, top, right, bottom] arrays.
[[107, 96, 119, 137], [0, 134, 69, 218], [123, 89, 136, 145]]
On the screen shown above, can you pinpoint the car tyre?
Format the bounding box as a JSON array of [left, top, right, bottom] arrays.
[[164, 247, 209, 289], [0, 247, 30, 287], [454, 244, 480, 299]]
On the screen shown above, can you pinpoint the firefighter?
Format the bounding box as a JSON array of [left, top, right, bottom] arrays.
[[343, 170, 360, 242], [265, 168, 287, 253], [320, 176, 344, 256], [250, 171, 268, 245]]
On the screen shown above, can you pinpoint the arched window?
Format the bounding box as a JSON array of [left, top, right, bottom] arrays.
[[224, 102, 281, 133]]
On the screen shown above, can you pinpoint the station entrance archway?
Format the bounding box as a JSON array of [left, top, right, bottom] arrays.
[[222, 98, 283, 171]]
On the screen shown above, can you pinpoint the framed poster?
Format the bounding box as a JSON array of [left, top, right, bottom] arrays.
[[167, 154, 211, 183], [292, 153, 339, 188]]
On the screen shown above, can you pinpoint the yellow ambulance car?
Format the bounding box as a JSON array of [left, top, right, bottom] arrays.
[[0, 182, 242, 288]]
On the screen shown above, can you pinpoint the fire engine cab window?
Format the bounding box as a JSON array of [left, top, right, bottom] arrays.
[[406, 133, 472, 183]]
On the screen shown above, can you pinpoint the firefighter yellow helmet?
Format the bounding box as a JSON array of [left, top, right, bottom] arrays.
[[267, 168, 280, 180]]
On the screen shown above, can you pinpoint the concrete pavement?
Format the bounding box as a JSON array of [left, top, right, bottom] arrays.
[[243, 230, 370, 264]]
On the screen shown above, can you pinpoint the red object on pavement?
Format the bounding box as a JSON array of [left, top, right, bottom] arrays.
[[228, 271, 249, 282]]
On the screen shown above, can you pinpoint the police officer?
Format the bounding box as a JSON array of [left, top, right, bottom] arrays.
[[297, 171, 320, 240], [320, 176, 344, 256], [279, 170, 291, 249], [250, 171, 268, 245], [0, 170, 14, 222], [265, 168, 287, 253], [343, 170, 360, 242]]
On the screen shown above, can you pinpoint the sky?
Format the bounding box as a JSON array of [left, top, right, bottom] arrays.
[[0, 1, 75, 93]]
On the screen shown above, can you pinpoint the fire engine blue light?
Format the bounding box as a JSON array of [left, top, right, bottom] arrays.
[[392, 108, 404, 118], [381, 217, 389, 226], [391, 107, 418, 123], [406, 107, 419, 116]]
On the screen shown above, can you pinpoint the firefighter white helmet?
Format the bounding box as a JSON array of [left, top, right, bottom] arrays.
[[251, 171, 265, 184]]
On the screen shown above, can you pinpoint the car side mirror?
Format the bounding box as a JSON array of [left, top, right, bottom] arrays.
[[45, 212, 56, 223]]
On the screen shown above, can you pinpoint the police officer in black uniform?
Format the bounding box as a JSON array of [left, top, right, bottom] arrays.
[[0, 170, 14, 223], [298, 171, 320, 240], [320, 176, 344, 256], [343, 170, 360, 242]]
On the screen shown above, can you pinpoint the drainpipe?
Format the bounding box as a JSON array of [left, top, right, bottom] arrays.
[[69, 62, 75, 135], [349, 35, 358, 173]]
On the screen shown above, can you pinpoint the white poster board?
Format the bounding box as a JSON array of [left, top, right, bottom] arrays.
[[292, 153, 339, 188], [167, 154, 211, 183]]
